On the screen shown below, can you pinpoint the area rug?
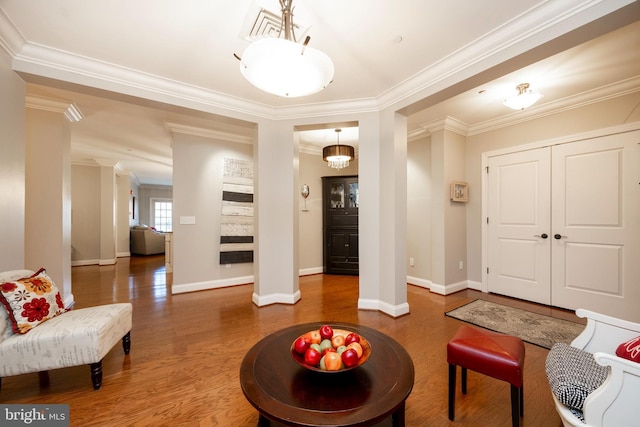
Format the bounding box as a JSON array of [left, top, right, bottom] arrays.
[[445, 299, 585, 349]]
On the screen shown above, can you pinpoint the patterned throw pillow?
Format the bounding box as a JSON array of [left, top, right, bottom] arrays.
[[616, 336, 640, 363], [545, 342, 608, 411], [0, 268, 66, 334]]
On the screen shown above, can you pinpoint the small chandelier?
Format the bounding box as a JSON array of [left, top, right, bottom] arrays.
[[236, 0, 334, 97], [323, 129, 355, 170], [503, 83, 543, 110]]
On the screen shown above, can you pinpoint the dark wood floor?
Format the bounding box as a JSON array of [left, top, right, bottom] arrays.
[[0, 255, 580, 426]]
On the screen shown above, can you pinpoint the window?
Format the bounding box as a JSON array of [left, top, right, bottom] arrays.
[[151, 199, 172, 232]]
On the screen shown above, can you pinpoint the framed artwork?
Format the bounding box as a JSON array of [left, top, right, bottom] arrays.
[[450, 181, 468, 202]]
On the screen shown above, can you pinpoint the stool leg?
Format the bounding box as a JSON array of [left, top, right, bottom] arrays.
[[510, 385, 520, 427], [520, 385, 524, 416], [122, 331, 131, 355], [89, 361, 103, 390], [461, 367, 467, 394], [448, 364, 456, 421]]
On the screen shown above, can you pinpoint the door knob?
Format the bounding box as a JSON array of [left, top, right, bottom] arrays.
[[534, 233, 548, 239], [554, 234, 567, 239]]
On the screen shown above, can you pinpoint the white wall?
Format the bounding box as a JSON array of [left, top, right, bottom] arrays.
[[0, 48, 25, 272]]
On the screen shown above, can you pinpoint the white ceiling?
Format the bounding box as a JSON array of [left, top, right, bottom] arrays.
[[1, 0, 638, 185]]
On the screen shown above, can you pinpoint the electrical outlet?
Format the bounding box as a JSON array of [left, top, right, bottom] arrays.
[[409, 257, 415, 267], [459, 261, 464, 270], [226, 263, 231, 269]]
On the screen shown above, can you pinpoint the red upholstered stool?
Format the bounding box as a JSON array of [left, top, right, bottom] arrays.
[[447, 325, 525, 427]]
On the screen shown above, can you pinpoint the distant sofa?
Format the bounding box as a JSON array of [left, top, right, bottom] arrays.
[[130, 225, 165, 255]]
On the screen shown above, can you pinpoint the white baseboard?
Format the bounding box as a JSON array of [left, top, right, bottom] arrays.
[[299, 267, 323, 276], [117, 251, 130, 258], [71, 259, 100, 267], [429, 280, 469, 295], [99, 258, 117, 266], [252, 290, 301, 306], [171, 275, 254, 294], [358, 298, 410, 317], [407, 276, 431, 289]]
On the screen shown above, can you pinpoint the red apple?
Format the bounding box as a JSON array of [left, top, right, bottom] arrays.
[[345, 333, 360, 345], [341, 348, 359, 367], [319, 324, 334, 340], [304, 348, 322, 367], [293, 336, 310, 355]]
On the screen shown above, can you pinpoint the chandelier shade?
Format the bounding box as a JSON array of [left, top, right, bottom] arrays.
[[323, 129, 355, 170], [503, 83, 543, 110], [237, 0, 334, 97], [240, 38, 334, 97]]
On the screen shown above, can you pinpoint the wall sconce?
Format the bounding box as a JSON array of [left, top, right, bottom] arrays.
[[301, 184, 310, 211]]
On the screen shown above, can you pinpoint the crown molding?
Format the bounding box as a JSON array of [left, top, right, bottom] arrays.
[[25, 94, 84, 122], [165, 122, 254, 145], [0, 7, 25, 57]]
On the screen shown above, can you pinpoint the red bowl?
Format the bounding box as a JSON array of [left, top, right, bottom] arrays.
[[291, 328, 372, 373]]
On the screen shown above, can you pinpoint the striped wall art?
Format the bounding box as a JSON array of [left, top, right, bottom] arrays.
[[220, 158, 254, 264]]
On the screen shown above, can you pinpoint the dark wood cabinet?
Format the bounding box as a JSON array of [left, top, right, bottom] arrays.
[[322, 176, 359, 275]]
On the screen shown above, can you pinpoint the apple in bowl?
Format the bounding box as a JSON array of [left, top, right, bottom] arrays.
[[291, 325, 371, 373]]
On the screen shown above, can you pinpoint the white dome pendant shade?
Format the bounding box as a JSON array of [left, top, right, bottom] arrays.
[[240, 37, 334, 97]]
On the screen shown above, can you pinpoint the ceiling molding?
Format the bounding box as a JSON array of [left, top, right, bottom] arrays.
[[0, 7, 25, 57], [166, 122, 254, 145], [25, 94, 83, 122], [5, 0, 631, 125]]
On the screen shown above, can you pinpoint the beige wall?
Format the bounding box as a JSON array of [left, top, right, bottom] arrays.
[[71, 165, 101, 263], [0, 48, 26, 272], [298, 151, 358, 273], [464, 92, 640, 284], [406, 137, 431, 283]]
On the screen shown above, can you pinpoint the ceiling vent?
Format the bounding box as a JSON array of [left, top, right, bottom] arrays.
[[240, 4, 309, 42]]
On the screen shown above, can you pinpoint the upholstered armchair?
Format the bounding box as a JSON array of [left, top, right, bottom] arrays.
[[130, 225, 165, 255], [546, 309, 640, 427]]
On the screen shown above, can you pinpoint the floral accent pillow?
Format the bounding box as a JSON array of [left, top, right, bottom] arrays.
[[616, 336, 640, 363], [0, 268, 66, 334]]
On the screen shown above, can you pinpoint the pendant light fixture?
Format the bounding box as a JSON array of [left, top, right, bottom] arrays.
[[323, 129, 355, 170], [236, 0, 334, 97], [503, 83, 543, 110]]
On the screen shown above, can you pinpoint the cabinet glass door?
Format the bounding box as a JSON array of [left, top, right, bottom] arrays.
[[348, 183, 359, 208], [330, 183, 345, 208]]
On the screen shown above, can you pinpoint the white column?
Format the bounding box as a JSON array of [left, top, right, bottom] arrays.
[[96, 160, 118, 265], [25, 96, 82, 307], [358, 111, 409, 317], [252, 120, 300, 305]]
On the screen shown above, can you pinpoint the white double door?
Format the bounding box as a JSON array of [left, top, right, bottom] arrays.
[[487, 130, 639, 321]]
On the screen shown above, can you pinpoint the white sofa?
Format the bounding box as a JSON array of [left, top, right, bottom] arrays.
[[0, 269, 132, 390], [548, 309, 640, 427]]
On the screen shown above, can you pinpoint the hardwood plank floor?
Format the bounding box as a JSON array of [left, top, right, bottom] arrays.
[[0, 255, 578, 426]]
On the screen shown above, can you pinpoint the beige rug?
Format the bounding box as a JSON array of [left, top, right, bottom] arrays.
[[446, 299, 585, 349]]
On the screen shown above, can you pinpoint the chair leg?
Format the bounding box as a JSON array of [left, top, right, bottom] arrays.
[[448, 364, 456, 421], [89, 361, 103, 390], [461, 367, 467, 394], [520, 385, 524, 416], [510, 384, 520, 427], [122, 331, 131, 354], [38, 371, 50, 387]]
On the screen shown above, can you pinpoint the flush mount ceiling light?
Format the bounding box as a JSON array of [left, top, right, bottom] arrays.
[[323, 129, 355, 170], [503, 83, 543, 110], [235, 0, 334, 97]]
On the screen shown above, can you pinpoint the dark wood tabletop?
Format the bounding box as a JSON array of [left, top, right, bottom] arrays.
[[239, 322, 415, 427]]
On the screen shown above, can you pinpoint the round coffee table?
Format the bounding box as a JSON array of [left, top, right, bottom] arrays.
[[240, 322, 414, 427]]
